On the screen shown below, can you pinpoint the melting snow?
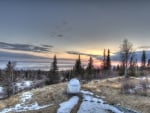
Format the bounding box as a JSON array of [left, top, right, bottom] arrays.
[[78, 90, 123, 113], [57, 96, 79, 113], [20, 92, 33, 103], [80, 90, 94, 95], [0, 91, 52, 113]]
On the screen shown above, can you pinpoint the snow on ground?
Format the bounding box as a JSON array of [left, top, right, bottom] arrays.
[[80, 90, 94, 95], [57, 96, 79, 113], [0, 87, 6, 99], [15, 81, 33, 92], [0, 91, 52, 113], [20, 92, 33, 103], [0, 87, 4, 93], [24, 81, 33, 87], [78, 90, 123, 113]]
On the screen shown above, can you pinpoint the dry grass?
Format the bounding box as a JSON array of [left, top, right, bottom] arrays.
[[0, 82, 69, 113], [82, 77, 150, 113], [0, 77, 150, 113]]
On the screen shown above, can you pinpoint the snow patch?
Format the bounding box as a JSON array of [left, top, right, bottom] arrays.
[[0, 87, 4, 93], [20, 92, 33, 103], [78, 90, 123, 113], [0, 91, 52, 113], [57, 96, 79, 113], [80, 90, 94, 95]]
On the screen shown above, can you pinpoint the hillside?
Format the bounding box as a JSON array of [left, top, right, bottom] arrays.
[[0, 83, 68, 113], [0, 77, 150, 113]]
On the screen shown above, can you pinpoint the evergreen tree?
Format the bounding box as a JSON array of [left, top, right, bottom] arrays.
[[141, 50, 146, 69], [86, 56, 94, 80], [48, 55, 59, 84], [116, 64, 120, 71], [106, 49, 111, 70], [74, 55, 83, 78], [5, 61, 16, 97], [102, 49, 107, 70], [147, 59, 150, 68], [51, 55, 58, 72]]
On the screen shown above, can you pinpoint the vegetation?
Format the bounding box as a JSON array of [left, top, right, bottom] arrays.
[[73, 55, 84, 79], [48, 55, 59, 84], [119, 39, 133, 77], [141, 50, 146, 69], [86, 56, 94, 80]]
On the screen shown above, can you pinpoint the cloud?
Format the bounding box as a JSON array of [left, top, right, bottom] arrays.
[[0, 51, 79, 70], [0, 51, 49, 62], [138, 46, 150, 49], [0, 42, 53, 53], [66, 51, 102, 59]]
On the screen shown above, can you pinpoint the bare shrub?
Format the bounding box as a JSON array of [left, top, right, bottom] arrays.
[[121, 77, 149, 96], [121, 78, 135, 94], [137, 77, 149, 96]]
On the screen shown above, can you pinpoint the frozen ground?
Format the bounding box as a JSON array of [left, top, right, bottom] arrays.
[[0, 91, 52, 113]]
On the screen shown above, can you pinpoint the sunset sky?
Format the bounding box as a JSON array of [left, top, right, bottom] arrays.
[[0, 0, 150, 70]]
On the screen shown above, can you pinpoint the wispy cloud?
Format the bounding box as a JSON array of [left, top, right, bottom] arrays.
[[66, 51, 102, 59], [138, 46, 150, 49], [0, 42, 53, 53]]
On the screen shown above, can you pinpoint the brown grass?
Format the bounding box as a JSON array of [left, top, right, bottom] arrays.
[[0, 83, 69, 113], [82, 77, 150, 113], [0, 77, 150, 113]]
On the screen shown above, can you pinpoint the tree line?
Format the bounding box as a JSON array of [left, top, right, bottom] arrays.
[[48, 49, 112, 84], [1, 39, 150, 98]]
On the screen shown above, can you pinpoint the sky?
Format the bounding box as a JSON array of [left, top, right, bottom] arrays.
[[0, 0, 150, 70]]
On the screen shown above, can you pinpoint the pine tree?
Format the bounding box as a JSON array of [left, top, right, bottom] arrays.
[[51, 55, 58, 73], [86, 56, 94, 80], [106, 49, 111, 70], [48, 55, 59, 84], [74, 55, 83, 78], [5, 61, 16, 97], [147, 59, 150, 68], [141, 50, 146, 69], [102, 49, 107, 70]]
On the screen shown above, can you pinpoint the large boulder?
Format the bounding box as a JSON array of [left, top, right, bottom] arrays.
[[67, 78, 81, 94]]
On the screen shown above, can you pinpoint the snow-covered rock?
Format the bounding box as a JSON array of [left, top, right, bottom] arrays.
[[67, 78, 80, 94]]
